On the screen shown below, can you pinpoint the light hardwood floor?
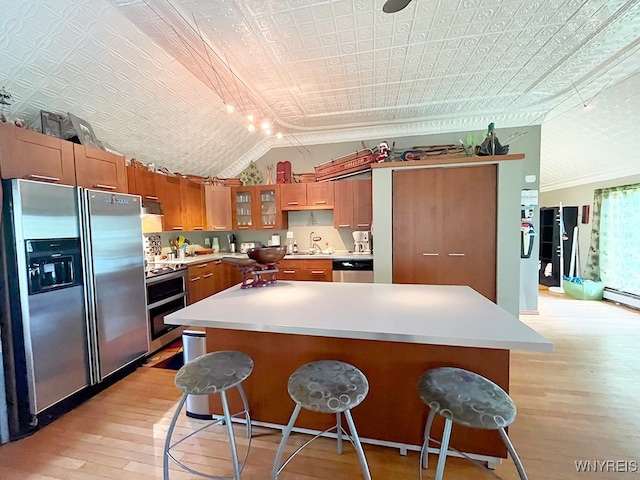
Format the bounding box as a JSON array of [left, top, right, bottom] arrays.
[[1, 290, 639, 479]]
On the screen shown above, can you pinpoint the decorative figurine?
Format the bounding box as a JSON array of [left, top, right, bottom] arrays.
[[0, 86, 12, 123]]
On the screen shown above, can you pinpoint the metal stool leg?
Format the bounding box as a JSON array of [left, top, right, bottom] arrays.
[[220, 390, 241, 480], [343, 409, 372, 480], [163, 394, 188, 480], [499, 428, 528, 480], [336, 412, 343, 454], [272, 404, 302, 480], [236, 383, 252, 439], [420, 408, 437, 470], [434, 418, 453, 480]]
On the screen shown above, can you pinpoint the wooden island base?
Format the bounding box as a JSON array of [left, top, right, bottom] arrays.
[[206, 327, 510, 459]]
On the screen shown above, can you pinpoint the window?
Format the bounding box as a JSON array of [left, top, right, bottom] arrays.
[[587, 184, 640, 296]]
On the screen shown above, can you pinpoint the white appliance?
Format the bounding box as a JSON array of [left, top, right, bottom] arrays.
[[352, 231, 371, 254]]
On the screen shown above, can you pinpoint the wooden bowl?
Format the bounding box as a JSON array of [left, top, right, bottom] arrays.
[[247, 246, 287, 264], [194, 248, 213, 255]]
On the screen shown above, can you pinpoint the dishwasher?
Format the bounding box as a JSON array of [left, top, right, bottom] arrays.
[[332, 259, 374, 283]]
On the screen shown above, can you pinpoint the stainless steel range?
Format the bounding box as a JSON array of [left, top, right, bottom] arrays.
[[145, 265, 188, 354]]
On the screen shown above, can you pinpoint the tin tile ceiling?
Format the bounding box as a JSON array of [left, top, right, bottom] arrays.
[[1, 0, 639, 191]]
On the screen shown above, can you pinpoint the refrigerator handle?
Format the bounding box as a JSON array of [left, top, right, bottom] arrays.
[[78, 188, 101, 385]]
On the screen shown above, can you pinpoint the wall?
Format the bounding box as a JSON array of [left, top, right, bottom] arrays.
[[255, 125, 542, 316], [539, 173, 640, 276]]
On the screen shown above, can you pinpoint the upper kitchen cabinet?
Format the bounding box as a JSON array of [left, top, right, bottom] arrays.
[[127, 165, 159, 202], [231, 185, 286, 230], [205, 184, 232, 231], [157, 175, 183, 231], [280, 182, 334, 211], [231, 186, 255, 230], [181, 178, 205, 231], [392, 164, 497, 302], [74, 144, 127, 193], [255, 185, 286, 230], [0, 123, 76, 185], [334, 179, 372, 229]]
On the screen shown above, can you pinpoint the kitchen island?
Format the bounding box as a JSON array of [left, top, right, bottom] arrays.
[[165, 281, 552, 462]]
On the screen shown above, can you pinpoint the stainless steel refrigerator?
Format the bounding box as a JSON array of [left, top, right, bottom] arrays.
[[0, 179, 147, 440]]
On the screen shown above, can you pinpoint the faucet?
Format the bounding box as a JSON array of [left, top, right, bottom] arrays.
[[308, 231, 322, 254]]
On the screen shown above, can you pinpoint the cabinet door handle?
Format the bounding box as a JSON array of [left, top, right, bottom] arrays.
[[287, 201, 299, 205], [214, 260, 222, 265], [356, 223, 370, 227], [283, 270, 296, 274], [311, 270, 325, 275], [213, 226, 227, 230], [144, 195, 158, 200], [193, 226, 204, 230], [196, 264, 208, 268], [263, 225, 274, 229], [238, 226, 249, 230], [190, 276, 201, 282], [337, 224, 351, 228], [172, 227, 184, 230], [422, 253, 439, 256], [94, 184, 117, 190], [27, 174, 60, 182], [448, 253, 466, 256], [314, 200, 327, 204], [203, 273, 213, 278]]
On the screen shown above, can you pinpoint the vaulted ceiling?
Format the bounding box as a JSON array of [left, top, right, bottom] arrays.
[[1, 0, 639, 191]]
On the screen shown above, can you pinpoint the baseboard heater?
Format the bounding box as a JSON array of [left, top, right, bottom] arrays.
[[603, 288, 640, 311]]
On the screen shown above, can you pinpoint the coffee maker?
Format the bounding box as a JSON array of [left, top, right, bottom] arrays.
[[352, 231, 371, 254]]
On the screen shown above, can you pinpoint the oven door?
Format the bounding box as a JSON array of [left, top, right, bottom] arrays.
[[146, 271, 187, 353]]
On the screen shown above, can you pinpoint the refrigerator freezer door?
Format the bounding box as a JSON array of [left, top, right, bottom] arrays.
[[27, 286, 90, 412], [84, 191, 147, 381], [13, 180, 79, 240]]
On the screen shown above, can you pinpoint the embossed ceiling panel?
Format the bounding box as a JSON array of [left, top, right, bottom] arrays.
[[0, 0, 639, 189]]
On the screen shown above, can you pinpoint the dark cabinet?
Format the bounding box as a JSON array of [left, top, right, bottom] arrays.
[[538, 206, 578, 287]]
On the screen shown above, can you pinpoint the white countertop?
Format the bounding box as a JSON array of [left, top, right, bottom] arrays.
[[165, 281, 553, 352], [153, 250, 372, 265]]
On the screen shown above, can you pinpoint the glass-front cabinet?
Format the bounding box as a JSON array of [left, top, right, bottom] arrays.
[[232, 187, 254, 230], [256, 185, 285, 230], [232, 185, 286, 230]]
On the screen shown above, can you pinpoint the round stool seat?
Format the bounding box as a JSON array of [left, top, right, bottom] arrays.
[[174, 350, 254, 396], [287, 360, 369, 414], [418, 367, 516, 430]]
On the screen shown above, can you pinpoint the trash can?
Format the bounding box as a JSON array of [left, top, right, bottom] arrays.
[[182, 330, 209, 418]]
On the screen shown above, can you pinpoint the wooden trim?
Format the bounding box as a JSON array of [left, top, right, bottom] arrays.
[[371, 153, 525, 170]]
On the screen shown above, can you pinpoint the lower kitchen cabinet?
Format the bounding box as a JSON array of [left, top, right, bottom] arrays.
[[188, 259, 243, 304], [188, 262, 215, 304], [276, 259, 332, 282]]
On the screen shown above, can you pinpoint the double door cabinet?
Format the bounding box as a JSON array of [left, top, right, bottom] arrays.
[[392, 164, 497, 302], [232, 185, 286, 230], [280, 182, 334, 210], [0, 123, 127, 192], [333, 178, 372, 229]]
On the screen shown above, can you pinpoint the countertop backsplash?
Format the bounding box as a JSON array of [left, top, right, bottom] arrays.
[[145, 211, 369, 255]]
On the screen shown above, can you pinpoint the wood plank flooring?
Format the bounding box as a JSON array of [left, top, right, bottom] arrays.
[[1, 290, 639, 479]]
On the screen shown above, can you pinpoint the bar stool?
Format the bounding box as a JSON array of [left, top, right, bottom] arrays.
[[418, 367, 527, 480], [163, 350, 253, 480], [272, 360, 372, 480]]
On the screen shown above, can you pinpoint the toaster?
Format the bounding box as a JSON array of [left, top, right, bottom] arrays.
[[240, 242, 262, 254]]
